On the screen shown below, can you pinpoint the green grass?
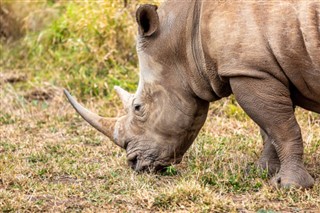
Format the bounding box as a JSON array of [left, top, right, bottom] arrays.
[[1, 0, 320, 212]]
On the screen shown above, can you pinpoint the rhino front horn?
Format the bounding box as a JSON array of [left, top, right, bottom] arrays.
[[63, 89, 123, 148]]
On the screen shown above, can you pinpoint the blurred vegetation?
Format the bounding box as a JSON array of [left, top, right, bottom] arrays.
[[1, 0, 158, 100]]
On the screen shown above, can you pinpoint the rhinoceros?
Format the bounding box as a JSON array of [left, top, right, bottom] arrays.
[[64, 0, 320, 189]]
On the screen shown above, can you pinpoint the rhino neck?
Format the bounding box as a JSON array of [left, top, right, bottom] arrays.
[[186, 0, 232, 102]]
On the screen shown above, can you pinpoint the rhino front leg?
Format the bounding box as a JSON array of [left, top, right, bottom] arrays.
[[230, 76, 314, 188], [257, 128, 280, 176]]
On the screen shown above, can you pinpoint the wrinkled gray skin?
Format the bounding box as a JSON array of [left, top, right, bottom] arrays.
[[65, 0, 320, 189]]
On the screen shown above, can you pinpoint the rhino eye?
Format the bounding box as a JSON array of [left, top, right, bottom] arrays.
[[134, 104, 142, 112], [133, 103, 146, 119]]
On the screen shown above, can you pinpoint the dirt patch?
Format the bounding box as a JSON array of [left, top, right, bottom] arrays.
[[24, 88, 54, 101], [0, 72, 27, 84]]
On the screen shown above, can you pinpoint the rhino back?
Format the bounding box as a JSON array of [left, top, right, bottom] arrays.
[[201, 0, 320, 105]]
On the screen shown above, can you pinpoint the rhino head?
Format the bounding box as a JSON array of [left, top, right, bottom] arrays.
[[64, 4, 210, 172]]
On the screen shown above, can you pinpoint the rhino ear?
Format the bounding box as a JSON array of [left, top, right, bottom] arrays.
[[136, 4, 159, 37]]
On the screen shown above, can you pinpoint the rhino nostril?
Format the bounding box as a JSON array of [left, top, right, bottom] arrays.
[[128, 156, 138, 170]]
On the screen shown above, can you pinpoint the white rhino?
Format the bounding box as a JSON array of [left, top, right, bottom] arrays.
[[65, 0, 320, 189]]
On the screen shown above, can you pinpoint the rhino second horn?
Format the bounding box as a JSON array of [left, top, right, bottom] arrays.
[[63, 89, 123, 148], [114, 86, 132, 111]]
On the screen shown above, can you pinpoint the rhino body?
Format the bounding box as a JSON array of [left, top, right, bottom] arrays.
[[65, 0, 320, 189]]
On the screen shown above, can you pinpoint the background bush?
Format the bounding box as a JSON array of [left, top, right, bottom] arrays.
[[1, 0, 158, 99]]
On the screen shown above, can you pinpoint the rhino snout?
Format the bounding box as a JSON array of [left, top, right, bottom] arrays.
[[127, 155, 161, 172], [126, 150, 183, 173]]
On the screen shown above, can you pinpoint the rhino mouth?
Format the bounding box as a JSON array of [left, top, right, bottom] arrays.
[[127, 154, 169, 172], [126, 151, 182, 173], [125, 138, 183, 172]]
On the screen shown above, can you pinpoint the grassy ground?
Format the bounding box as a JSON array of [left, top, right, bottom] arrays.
[[1, 1, 319, 212]]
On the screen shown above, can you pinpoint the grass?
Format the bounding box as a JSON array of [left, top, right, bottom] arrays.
[[1, 0, 320, 212]]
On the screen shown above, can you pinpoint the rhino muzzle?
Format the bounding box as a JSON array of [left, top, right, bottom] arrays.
[[127, 153, 181, 173]]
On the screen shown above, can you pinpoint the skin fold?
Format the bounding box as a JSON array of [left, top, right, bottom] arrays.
[[65, 0, 319, 189]]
